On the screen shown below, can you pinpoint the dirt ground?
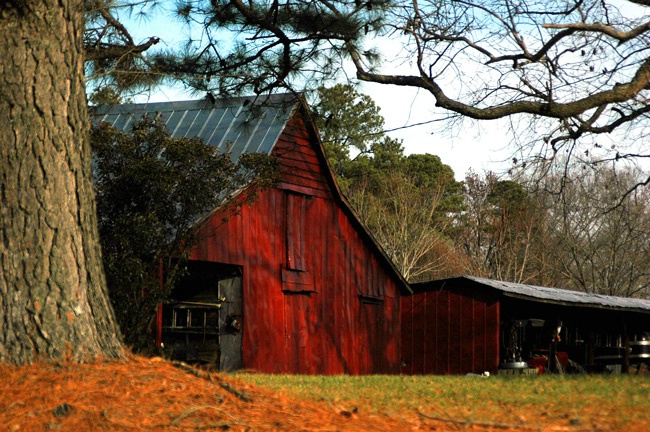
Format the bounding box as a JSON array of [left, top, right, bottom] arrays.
[[0, 355, 648, 431]]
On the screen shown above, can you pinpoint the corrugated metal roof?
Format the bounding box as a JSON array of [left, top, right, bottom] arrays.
[[414, 276, 650, 313], [91, 93, 299, 159]]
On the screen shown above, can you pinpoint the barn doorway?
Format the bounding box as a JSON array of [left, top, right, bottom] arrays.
[[161, 261, 243, 371]]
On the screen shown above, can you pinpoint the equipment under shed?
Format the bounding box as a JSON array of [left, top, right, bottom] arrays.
[[401, 276, 650, 375]]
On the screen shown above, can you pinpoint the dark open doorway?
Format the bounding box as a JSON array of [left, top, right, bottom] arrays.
[[161, 260, 243, 371]]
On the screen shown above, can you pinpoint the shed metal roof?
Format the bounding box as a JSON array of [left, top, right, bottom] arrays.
[[91, 93, 298, 160], [412, 276, 650, 314]]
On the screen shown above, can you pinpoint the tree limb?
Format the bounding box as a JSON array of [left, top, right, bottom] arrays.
[[85, 37, 160, 61], [542, 20, 650, 44], [351, 49, 650, 120]]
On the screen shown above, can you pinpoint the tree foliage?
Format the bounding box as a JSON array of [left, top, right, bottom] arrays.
[[91, 115, 278, 349], [312, 84, 463, 197], [85, 0, 167, 93], [83, 0, 386, 97], [311, 84, 388, 177]]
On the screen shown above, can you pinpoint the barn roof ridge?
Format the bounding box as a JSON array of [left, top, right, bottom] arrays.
[[412, 275, 650, 313]]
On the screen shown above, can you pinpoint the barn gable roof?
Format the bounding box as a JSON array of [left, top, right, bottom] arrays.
[[92, 93, 410, 294], [412, 276, 650, 314]]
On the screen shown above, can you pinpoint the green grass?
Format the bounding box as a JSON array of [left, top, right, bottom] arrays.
[[235, 373, 650, 427]]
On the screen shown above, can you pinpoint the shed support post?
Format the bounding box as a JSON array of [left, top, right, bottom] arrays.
[[623, 335, 630, 374], [586, 332, 595, 371]]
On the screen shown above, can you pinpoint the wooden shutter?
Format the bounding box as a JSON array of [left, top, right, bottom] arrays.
[[286, 193, 306, 271], [283, 192, 314, 292]]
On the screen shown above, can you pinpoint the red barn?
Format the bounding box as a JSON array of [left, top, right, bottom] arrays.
[[95, 95, 409, 374]]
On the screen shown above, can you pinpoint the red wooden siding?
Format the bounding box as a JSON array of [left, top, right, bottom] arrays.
[[401, 285, 500, 374], [273, 118, 332, 196], [189, 114, 402, 374]]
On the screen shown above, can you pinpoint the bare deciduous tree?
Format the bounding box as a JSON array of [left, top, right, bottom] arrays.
[[349, 171, 468, 282], [457, 172, 551, 284], [541, 166, 650, 297]]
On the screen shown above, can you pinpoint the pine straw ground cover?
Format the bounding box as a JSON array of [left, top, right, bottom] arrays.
[[0, 355, 408, 431], [0, 355, 649, 432]]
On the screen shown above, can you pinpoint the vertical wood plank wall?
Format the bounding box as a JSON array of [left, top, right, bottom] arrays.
[[189, 116, 402, 374], [401, 284, 500, 374]]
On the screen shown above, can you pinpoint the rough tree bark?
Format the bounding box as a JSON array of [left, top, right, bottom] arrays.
[[0, 0, 123, 364]]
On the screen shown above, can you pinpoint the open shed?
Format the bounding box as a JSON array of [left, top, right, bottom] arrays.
[[402, 276, 650, 375], [94, 94, 409, 375]]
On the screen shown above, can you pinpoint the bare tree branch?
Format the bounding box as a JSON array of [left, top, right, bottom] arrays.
[[352, 55, 650, 120], [542, 20, 650, 43]]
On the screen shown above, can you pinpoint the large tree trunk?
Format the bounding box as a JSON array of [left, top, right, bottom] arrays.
[[0, 1, 123, 364]]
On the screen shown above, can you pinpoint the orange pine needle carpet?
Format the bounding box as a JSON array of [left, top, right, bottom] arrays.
[[0, 355, 412, 431]]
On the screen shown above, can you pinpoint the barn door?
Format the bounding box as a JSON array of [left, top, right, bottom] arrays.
[[284, 292, 318, 373], [218, 274, 243, 371], [282, 191, 319, 373]]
